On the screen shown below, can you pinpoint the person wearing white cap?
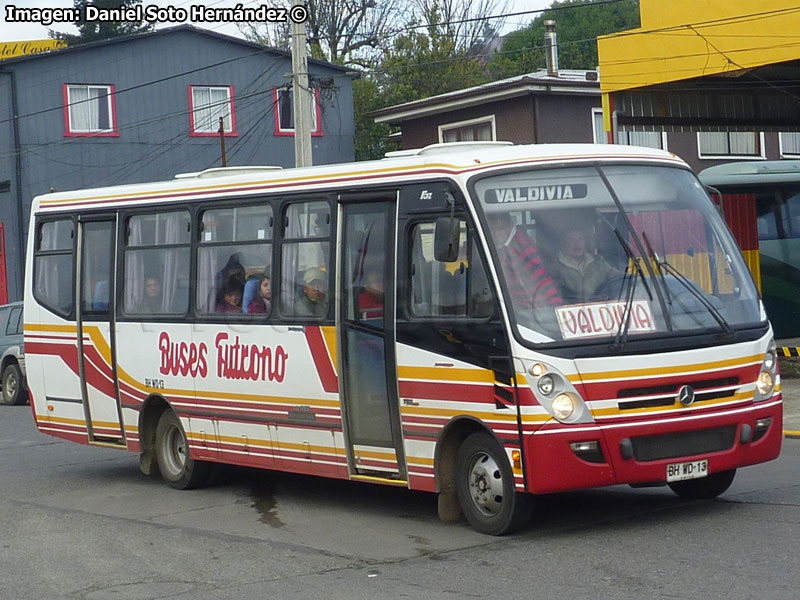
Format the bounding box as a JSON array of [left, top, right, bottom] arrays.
[[296, 266, 328, 317]]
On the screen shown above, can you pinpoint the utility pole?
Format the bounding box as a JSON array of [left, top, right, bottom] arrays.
[[291, 0, 312, 167], [218, 117, 227, 167]]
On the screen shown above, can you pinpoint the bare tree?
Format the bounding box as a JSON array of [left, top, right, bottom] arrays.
[[410, 0, 508, 55], [238, 0, 408, 67]]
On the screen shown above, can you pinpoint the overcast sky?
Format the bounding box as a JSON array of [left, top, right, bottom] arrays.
[[0, 0, 552, 43]]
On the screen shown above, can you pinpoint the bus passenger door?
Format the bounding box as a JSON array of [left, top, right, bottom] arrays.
[[77, 217, 124, 444], [338, 197, 406, 480]]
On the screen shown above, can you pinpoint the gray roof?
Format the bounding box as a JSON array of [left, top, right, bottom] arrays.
[[0, 24, 354, 74], [372, 69, 600, 123]]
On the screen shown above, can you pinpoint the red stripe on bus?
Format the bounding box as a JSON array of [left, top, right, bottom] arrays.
[[398, 380, 496, 402], [304, 326, 339, 394]]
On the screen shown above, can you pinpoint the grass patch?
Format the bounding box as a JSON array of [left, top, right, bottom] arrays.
[[779, 356, 800, 379]]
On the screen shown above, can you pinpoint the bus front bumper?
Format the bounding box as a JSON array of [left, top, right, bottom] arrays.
[[525, 397, 783, 494]]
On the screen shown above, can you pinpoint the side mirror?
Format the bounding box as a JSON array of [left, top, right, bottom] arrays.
[[434, 217, 460, 262]]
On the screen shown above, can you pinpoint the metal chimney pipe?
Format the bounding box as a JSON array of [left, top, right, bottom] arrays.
[[544, 20, 558, 77]]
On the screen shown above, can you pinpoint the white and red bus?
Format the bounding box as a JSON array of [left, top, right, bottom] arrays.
[[24, 143, 782, 534]]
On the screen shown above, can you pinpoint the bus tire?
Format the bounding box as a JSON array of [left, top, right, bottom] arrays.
[[1, 363, 27, 406], [155, 410, 211, 490], [455, 431, 532, 535], [668, 469, 736, 500]]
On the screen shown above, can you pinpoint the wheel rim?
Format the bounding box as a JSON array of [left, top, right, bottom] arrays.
[[467, 451, 505, 517], [160, 423, 187, 478], [5, 372, 17, 399]]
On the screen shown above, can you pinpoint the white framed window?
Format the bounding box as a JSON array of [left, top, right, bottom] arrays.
[[779, 132, 800, 157], [592, 108, 666, 149], [63, 84, 117, 136], [274, 87, 321, 136], [438, 115, 496, 143], [189, 85, 236, 136], [698, 132, 765, 159], [592, 108, 609, 144]]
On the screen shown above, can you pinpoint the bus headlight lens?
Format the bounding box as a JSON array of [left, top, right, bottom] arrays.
[[552, 393, 576, 420], [537, 375, 555, 396], [756, 371, 774, 396], [764, 349, 776, 371], [529, 362, 547, 377]]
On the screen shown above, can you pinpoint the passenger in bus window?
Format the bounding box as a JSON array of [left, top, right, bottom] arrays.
[[247, 274, 271, 315], [216, 278, 244, 313], [296, 267, 328, 318], [487, 212, 562, 308], [358, 270, 384, 319], [215, 254, 246, 305], [550, 225, 617, 304], [139, 275, 162, 313]]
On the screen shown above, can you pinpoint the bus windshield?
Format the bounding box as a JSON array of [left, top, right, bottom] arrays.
[[473, 164, 763, 346]]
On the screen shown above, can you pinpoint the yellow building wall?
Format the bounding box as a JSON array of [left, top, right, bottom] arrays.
[[598, 0, 800, 94]]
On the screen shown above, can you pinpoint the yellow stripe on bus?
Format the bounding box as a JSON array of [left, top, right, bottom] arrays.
[[24, 323, 78, 333], [321, 326, 339, 372], [400, 405, 519, 422], [397, 366, 496, 383], [590, 390, 753, 417], [41, 416, 86, 426], [568, 354, 762, 383]]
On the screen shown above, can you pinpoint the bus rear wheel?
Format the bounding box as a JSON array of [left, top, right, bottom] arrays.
[[155, 410, 211, 490], [455, 432, 532, 535], [668, 469, 736, 499]]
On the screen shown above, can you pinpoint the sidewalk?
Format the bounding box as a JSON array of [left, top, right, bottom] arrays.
[[780, 376, 800, 439]]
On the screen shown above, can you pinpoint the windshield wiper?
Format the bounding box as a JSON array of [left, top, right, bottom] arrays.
[[610, 226, 651, 350], [640, 231, 734, 337], [596, 167, 673, 339], [640, 230, 671, 304]]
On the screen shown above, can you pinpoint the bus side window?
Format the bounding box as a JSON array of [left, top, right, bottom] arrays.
[[409, 219, 492, 319], [195, 204, 273, 316], [33, 218, 75, 317], [123, 211, 191, 316], [279, 200, 330, 319]]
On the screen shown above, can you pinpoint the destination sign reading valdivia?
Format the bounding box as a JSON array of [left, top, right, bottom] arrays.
[[484, 183, 588, 203]]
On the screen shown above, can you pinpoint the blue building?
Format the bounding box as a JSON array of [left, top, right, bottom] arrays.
[[0, 25, 355, 301]]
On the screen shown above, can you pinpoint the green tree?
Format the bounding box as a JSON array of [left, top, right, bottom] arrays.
[[354, 21, 490, 159], [488, 0, 640, 79], [50, 0, 153, 46], [353, 77, 397, 161]]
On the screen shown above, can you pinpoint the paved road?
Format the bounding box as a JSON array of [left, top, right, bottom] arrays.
[[2, 403, 799, 600], [780, 376, 800, 435]]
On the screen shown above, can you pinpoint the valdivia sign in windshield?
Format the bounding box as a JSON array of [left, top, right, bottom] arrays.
[[556, 300, 656, 340], [484, 183, 588, 204]]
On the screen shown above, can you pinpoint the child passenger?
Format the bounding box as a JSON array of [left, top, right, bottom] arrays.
[[247, 275, 271, 314], [216, 278, 243, 313]]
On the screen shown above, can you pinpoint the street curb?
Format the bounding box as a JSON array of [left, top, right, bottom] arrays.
[[784, 430, 800, 439]]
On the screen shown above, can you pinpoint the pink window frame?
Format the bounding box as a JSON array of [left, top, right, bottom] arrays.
[[63, 83, 119, 137], [273, 87, 323, 137], [188, 85, 238, 137]]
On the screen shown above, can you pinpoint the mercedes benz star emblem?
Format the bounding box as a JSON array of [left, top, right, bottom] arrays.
[[676, 385, 696, 406]]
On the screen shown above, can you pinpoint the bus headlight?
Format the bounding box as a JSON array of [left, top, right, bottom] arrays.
[[763, 349, 776, 371], [529, 362, 547, 377], [537, 374, 555, 396], [756, 371, 774, 397], [552, 393, 576, 420], [755, 339, 778, 401], [525, 362, 594, 424]]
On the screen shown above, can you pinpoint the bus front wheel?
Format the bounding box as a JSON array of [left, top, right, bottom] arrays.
[[155, 410, 211, 490], [668, 469, 736, 499], [455, 432, 532, 535]]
